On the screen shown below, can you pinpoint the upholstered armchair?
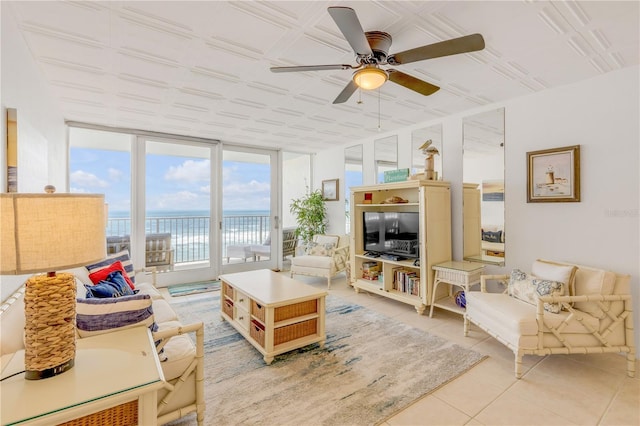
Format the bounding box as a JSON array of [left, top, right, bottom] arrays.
[[290, 234, 349, 288]]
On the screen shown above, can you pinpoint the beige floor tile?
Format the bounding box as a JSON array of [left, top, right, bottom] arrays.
[[600, 377, 640, 426], [432, 360, 506, 418], [475, 391, 579, 425], [385, 395, 471, 426], [508, 355, 624, 425]]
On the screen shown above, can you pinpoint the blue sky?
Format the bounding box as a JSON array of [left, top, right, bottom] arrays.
[[70, 148, 271, 213]]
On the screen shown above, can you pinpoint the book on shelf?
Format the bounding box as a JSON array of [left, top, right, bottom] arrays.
[[391, 267, 420, 297]]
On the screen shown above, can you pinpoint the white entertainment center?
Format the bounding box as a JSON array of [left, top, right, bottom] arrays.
[[349, 180, 452, 314]]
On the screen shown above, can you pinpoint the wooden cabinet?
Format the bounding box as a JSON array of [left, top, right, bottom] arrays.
[[220, 269, 326, 364], [349, 180, 452, 314]]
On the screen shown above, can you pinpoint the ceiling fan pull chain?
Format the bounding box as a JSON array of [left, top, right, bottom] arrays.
[[377, 88, 381, 131]]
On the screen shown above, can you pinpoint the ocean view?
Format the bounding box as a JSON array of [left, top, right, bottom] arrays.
[[107, 210, 271, 262]]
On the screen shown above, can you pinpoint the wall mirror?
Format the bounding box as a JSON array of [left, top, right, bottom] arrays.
[[344, 144, 363, 234], [374, 135, 398, 183], [462, 107, 505, 266], [411, 124, 443, 179]]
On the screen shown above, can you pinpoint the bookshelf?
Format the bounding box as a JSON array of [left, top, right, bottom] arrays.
[[349, 180, 452, 314]]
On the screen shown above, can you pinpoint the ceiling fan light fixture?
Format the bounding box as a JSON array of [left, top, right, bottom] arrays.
[[353, 66, 388, 90]]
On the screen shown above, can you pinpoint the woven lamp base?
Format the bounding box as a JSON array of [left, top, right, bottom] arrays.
[[24, 272, 77, 380]]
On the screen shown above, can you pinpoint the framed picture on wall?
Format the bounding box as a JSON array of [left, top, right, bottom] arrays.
[[322, 178, 339, 201], [527, 145, 580, 203]]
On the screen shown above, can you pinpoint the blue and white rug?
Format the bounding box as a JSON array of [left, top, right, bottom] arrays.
[[169, 292, 486, 425]]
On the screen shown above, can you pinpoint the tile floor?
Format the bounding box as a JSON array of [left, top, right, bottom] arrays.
[[287, 273, 640, 426]]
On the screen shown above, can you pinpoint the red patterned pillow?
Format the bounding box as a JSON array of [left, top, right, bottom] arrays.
[[88, 261, 135, 290]]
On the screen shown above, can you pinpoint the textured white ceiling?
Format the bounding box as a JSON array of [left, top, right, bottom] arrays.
[[6, 1, 639, 153]]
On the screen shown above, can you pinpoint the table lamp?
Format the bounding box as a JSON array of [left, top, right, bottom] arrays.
[[0, 191, 106, 379]]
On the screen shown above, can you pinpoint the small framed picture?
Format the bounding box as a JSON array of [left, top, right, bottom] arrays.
[[322, 178, 339, 201], [527, 145, 580, 203]]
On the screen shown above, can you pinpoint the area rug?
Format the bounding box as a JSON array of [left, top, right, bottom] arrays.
[[167, 280, 220, 297], [168, 292, 486, 426]]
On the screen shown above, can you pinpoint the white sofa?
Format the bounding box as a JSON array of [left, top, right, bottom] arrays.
[[0, 255, 204, 425], [464, 259, 635, 379]]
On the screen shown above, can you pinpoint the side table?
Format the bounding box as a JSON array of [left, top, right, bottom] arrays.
[[429, 261, 485, 317], [1, 326, 165, 425]]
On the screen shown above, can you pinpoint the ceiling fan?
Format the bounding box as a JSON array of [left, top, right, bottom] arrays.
[[270, 6, 485, 104]]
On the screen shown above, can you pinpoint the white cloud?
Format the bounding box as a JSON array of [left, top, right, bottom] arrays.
[[200, 185, 211, 193], [165, 159, 210, 183], [70, 170, 108, 188], [108, 168, 123, 182]]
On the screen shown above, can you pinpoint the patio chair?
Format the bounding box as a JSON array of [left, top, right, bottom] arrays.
[[226, 244, 253, 263], [251, 227, 298, 260]]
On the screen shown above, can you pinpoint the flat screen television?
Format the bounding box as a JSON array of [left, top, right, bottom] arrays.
[[363, 211, 419, 259]]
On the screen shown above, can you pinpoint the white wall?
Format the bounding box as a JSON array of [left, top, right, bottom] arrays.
[[1, 4, 68, 299], [1, 4, 67, 192], [317, 65, 640, 353]]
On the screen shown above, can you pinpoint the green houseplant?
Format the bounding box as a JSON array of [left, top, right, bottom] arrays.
[[289, 189, 327, 245]]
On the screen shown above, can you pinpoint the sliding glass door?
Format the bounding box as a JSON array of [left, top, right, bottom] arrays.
[[143, 138, 215, 284], [70, 126, 217, 286], [221, 147, 278, 273]]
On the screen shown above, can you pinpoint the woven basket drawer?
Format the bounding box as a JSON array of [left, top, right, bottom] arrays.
[[58, 399, 138, 426], [274, 318, 318, 346], [252, 299, 318, 323], [222, 281, 234, 299], [250, 320, 265, 347], [222, 299, 233, 318]]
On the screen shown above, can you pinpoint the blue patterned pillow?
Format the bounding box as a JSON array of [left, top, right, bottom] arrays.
[[85, 271, 136, 298], [508, 269, 565, 314]]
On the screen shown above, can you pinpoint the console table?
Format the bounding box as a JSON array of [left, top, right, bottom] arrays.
[[220, 269, 327, 365], [429, 261, 485, 317], [0, 327, 165, 425]]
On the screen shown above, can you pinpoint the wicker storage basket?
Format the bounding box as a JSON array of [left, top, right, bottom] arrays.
[[251, 299, 317, 323], [222, 282, 234, 299], [222, 299, 234, 318], [274, 318, 317, 346], [58, 399, 138, 426], [250, 320, 265, 347]]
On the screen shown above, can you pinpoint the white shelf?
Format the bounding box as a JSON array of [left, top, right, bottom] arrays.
[[356, 203, 419, 207]]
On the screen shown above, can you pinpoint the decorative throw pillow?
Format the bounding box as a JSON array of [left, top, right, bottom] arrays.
[[88, 260, 135, 290], [305, 241, 336, 257], [508, 269, 565, 314], [76, 294, 156, 338], [86, 250, 135, 285], [482, 230, 502, 243], [85, 271, 136, 298], [532, 260, 577, 297]]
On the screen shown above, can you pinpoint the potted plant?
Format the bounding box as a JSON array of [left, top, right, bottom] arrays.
[[289, 189, 327, 246]]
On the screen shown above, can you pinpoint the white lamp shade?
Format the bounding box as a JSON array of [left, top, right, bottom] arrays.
[[0, 193, 106, 274], [353, 67, 388, 90]]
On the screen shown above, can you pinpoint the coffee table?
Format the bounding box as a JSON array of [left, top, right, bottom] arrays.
[[219, 269, 327, 364]]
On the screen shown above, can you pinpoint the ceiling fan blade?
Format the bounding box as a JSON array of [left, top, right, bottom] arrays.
[[333, 80, 359, 104], [328, 7, 373, 56], [389, 33, 485, 65], [387, 70, 440, 96], [271, 64, 354, 73]]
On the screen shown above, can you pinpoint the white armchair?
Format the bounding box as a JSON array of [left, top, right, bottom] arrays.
[[290, 234, 349, 288]]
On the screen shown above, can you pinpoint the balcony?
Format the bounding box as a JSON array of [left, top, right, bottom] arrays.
[[106, 213, 277, 269]]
